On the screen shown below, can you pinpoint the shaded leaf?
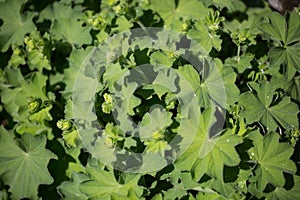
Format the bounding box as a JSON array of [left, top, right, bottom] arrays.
[[0, 0, 36, 52], [0, 127, 57, 200], [267, 175, 300, 200], [51, 18, 92, 46], [58, 172, 89, 200]]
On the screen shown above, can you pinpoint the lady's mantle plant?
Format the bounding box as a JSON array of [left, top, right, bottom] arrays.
[[0, 0, 299, 199]]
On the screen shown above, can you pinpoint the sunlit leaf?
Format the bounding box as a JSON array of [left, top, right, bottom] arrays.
[[247, 130, 297, 191]]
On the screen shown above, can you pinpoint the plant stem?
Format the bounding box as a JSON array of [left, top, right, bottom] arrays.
[[236, 45, 241, 62]]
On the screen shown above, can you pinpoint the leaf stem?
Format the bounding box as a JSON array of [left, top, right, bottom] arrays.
[[135, 20, 151, 36], [236, 45, 241, 62], [127, 12, 151, 37]]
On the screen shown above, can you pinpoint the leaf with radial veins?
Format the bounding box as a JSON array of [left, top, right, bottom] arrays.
[[175, 106, 212, 171], [139, 106, 172, 138], [188, 21, 222, 54], [0, 72, 49, 122], [0, 127, 57, 200], [38, 2, 82, 22], [178, 59, 239, 109], [62, 47, 94, 98], [199, 178, 236, 198], [114, 82, 141, 116], [260, 12, 300, 80], [0, 0, 36, 52], [175, 106, 242, 181], [239, 81, 299, 131], [79, 165, 142, 199], [150, 0, 209, 26], [267, 175, 300, 200], [247, 130, 297, 191], [192, 130, 243, 181], [58, 172, 89, 200], [288, 76, 300, 103], [204, 0, 246, 11], [50, 18, 92, 46], [103, 63, 128, 91]]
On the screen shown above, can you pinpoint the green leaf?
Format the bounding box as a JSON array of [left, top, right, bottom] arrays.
[[2, 68, 24, 87], [178, 60, 239, 109], [103, 63, 128, 91], [15, 122, 51, 136], [163, 169, 221, 199], [239, 81, 299, 131], [288, 76, 300, 103], [79, 166, 142, 199], [18, 73, 48, 100], [175, 106, 212, 171], [145, 140, 170, 155], [178, 64, 209, 108], [225, 54, 253, 74], [188, 21, 222, 54], [247, 130, 297, 191], [143, 83, 170, 99], [163, 182, 187, 200], [59, 0, 85, 5], [29, 105, 53, 123], [71, 97, 98, 122], [269, 44, 300, 80], [27, 50, 51, 71], [259, 12, 286, 43], [260, 12, 300, 80], [62, 129, 79, 148], [152, 68, 179, 95], [175, 105, 242, 182], [0, 0, 36, 52], [203, 0, 246, 12], [196, 192, 226, 200], [286, 12, 300, 44], [150, 0, 209, 26], [267, 175, 300, 200], [0, 86, 21, 117], [140, 106, 172, 138], [150, 51, 174, 68], [50, 18, 92, 46], [38, 2, 82, 22], [0, 188, 8, 200], [1, 72, 49, 122], [114, 15, 133, 32], [200, 179, 236, 198], [8, 46, 26, 67], [192, 130, 243, 180], [260, 12, 300, 45], [114, 82, 141, 116], [0, 127, 57, 200], [58, 172, 88, 200], [62, 47, 93, 98]]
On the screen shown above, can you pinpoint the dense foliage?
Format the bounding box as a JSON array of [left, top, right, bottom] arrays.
[[0, 0, 299, 199]]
